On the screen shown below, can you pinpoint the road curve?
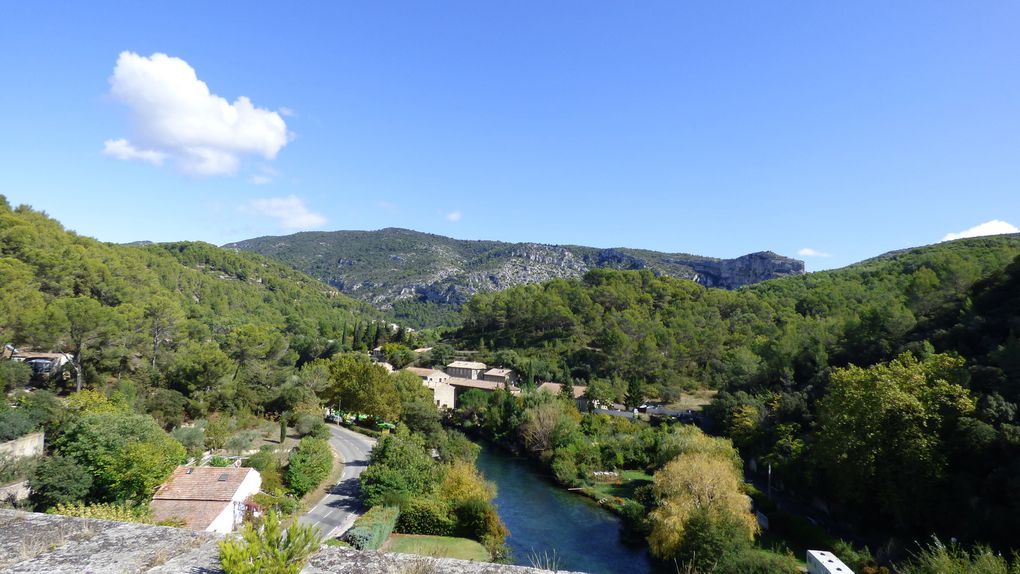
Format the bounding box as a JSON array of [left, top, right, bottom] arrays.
[[298, 424, 377, 538]]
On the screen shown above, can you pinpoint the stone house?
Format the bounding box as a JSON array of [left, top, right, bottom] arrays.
[[482, 368, 519, 386], [445, 361, 487, 380], [405, 367, 455, 409]]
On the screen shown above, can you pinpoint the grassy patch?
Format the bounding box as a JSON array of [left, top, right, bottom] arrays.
[[583, 470, 653, 504], [664, 389, 718, 412], [382, 534, 490, 562]]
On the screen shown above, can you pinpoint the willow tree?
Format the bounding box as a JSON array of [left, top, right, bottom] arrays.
[[648, 451, 757, 566]]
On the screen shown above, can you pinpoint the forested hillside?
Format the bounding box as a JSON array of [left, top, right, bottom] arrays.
[[0, 195, 392, 404], [225, 227, 803, 328], [453, 233, 1020, 549]]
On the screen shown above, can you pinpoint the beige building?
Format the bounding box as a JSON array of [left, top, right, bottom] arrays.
[[482, 368, 518, 386], [151, 466, 261, 534], [446, 360, 487, 380], [405, 367, 456, 409]]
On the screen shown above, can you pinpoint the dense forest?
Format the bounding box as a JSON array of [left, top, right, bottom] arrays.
[[0, 195, 428, 410], [453, 235, 1020, 552]]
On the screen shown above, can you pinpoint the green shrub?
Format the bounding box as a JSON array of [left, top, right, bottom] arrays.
[[285, 437, 332, 497], [219, 510, 322, 574], [209, 456, 231, 467], [716, 548, 801, 574], [252, 491, 299, 516], [29, 455, 92, 510], [454, 497, 508, 544], [344, 505, 400, 551], [396, 496, 455, 536]]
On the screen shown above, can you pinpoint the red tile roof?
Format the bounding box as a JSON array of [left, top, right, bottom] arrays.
[[153, 466, 256, 502]]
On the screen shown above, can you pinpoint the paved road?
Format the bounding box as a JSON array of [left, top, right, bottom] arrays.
[[298, 424, 377, 538]]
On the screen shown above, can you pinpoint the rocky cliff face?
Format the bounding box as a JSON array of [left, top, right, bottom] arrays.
[[224, 228, 804, 310]]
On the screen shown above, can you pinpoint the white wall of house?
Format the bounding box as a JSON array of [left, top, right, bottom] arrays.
[[204, 470, 261, 534], [206, 502, 236, 534], [428, 381, 456, 409]]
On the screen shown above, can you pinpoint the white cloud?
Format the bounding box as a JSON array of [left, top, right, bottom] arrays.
[[102, 138, 167, 165], [446, 210, 463, 222], [942, 220, 1020, 242], [278, 107, 296, 117], [798, 247, 831, 258], [248, 165, 278, 185], [241, 195, 326, 231], [104, 51, 289, 176]]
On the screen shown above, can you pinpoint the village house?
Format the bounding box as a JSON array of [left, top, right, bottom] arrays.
[[150, 466, 261, 534], [482, 368, 519, 386], [404, 367, 455, 409], [445, 360, 487, 380], [4, 346, 73, 381], [447, 376, 521, 408]]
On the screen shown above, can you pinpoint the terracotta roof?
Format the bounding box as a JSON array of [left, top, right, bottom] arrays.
[[448, 377, 521, 395], [153, 466, 256, 502], [447, 361, 487, 370], [405, 367, 443, 377], [537, 382, 587, 399], [150, 499, 231, 531]]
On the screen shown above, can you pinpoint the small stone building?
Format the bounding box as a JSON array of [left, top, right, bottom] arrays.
[[150, 466, 261, 534], [405, 367, 455, 409], [446, 360, 487, 380]]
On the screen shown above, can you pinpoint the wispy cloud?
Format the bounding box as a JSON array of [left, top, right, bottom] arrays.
[[240, 195, 326, 231], [103, 51, 289, 176], [278, 107, 296, 117], [942, 220, 1019, 242], [377, 201, 396, 210], [798, 247, 831, 258], [445, 210, 463, 222], [248, 165, 279, 186]]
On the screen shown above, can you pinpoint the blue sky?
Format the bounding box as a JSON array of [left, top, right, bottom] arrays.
[[2, 2, 1019, 270]]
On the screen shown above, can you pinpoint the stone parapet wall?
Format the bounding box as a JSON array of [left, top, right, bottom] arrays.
[[0, 510, 583, 574]]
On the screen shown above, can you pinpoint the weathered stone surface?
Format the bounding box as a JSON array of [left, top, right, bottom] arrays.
[[306, 546, 586, 574], [0, 510, 577, 574]]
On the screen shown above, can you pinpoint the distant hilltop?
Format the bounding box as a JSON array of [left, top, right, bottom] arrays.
[[224, 228, 804, 310]]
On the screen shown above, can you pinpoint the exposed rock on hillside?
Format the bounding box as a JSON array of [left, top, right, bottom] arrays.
[[224, 228, 804, 309]]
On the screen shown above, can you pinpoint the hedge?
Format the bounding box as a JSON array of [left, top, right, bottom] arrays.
[[396, 496, 455, 536], [345, 505, 400, 550], [285, 437, 332, 497]]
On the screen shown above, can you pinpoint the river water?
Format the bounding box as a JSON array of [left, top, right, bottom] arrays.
[[476, 443, 658, 574]]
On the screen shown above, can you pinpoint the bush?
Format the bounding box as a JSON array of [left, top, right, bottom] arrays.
[[294, 413, 323, 437], [252, 491, 299, 516], [285, 437, 332, 497], [715, 548, 801, 574], [29, 455, 92, 510], [172, 426, 206, 459], [0, 406, 36, 442], [225, 430, 261, 454], [454, 497, 508, 544], [395, 496, 455, 536], [47, 501, 153, 523], [344, 505, 400, 550], [209, 456, 231, 467], [0, 361, 31, 393], [219, 510, 322, 574]]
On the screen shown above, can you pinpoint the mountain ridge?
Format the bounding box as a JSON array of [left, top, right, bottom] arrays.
[[223, 228, 805, 312]]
